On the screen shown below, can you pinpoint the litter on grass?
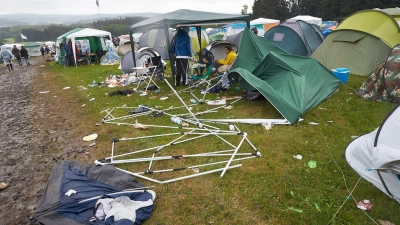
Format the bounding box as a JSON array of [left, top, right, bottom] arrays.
[[83, 134, 98, 142], [63, 87, 70, 90], [293, 154, 303, 160], [39, 91, 50, 94], [309, 122, 319, 125], [357, 199, 373, 211], [308, 160, 317, 168]]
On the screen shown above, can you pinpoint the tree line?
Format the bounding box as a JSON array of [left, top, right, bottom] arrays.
[[249, 0, 399, 21], [0, 16, 147, 45]]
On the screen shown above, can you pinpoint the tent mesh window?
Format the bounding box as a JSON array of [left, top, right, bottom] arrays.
[[273, 33, 285, 42]]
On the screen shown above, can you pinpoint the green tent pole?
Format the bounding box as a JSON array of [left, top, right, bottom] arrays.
[[196, 26, 202, 50], [246, 19, 250, 29], [164, 24, 175, 83], [129, 30, 136, 67]]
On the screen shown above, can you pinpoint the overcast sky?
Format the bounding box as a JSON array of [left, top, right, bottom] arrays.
[[1, 0, 254, 15]]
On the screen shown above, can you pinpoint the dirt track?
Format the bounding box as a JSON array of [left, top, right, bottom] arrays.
[[0, 57, 90, 224]]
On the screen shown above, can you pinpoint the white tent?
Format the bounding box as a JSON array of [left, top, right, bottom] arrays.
[[66, 28, 112, 67], [225, 18, 279, 37], [289, 15, 322, 26], [346, 105, 400, 203]]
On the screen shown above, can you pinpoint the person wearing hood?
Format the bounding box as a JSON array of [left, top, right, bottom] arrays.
[[194, 48, 212, 75], [171, 27, 192, 86], [0, 50, 14, 71]]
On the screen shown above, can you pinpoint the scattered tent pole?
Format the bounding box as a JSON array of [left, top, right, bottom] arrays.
[[220, 132, 247, 178], [129, 30, 136, 67]]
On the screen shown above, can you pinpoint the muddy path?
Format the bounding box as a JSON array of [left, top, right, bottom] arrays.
[[0, 57, 92, 224]]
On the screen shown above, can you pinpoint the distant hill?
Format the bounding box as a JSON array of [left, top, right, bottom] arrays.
[[0, 13, 159, 27]]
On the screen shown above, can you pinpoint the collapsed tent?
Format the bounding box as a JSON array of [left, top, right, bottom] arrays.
[[357, 44, 400, 103], [346, 105, 400, 203], [31, 160, 154, 225], [228, 28, 341, 124], [205, 41, 237, 62], [264, 19, 324, 56], [312, 10, 400, 76]]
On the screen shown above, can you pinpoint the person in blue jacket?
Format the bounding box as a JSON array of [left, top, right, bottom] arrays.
[[171, 27, 192, 86]]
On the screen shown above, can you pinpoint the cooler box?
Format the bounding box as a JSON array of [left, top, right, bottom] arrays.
[[332, 68, 349, 84]]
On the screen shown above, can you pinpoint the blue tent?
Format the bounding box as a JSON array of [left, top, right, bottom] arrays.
[[31, 160, 154, 225]]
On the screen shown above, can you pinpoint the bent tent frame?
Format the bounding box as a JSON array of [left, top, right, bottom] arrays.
[[97, 79, 263, 184], [129, 9, 250, 82]]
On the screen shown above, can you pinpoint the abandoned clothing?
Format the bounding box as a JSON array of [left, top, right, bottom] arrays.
[[94, 196, 153, 223]]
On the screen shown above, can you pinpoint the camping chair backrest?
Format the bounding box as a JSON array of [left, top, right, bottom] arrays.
[[192, 65, 214, 81], [150, 56, 164, 74]]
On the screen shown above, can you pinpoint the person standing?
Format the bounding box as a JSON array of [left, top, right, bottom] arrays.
[[171, 27, 192, 86], [0, 49, 14, 71], [40, 46, 45, 57], [45, 46, 50, 57], [20, 45, 31, 66], [11, 45, 22, 66], [64, 41, 72, 66]]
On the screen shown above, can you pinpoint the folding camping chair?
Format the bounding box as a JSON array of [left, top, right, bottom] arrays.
[[149, 56, 165, 81], [134, 57, 162, 93]]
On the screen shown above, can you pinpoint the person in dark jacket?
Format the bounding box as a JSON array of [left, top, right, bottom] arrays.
[[194, 48, 212, 75], [40, 46, 45, 57], [11, 45, 22, 66], [171, 27, 192, 86], [20, 45, 31, 66], [64, 41, 72, 66]]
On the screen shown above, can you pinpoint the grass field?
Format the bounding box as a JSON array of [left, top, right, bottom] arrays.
[[39, 60, 398, 224]]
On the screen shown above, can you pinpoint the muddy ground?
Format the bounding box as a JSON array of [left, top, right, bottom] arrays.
[[0, 57, 92, 224]]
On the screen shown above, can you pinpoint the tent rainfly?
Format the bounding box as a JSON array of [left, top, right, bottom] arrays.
[[346, 105, 400, 203], [24, 42, 42, 57], [311, 10, 400, 76], [129, 9, 250, 82], [264, 19, 324, 57], [289, 15, 322, 26], [228, 28, 341, 124]]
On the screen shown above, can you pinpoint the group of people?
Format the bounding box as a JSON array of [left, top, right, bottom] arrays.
[[0, 45, 31, 71], [40, 46, 51, 57], [171, 27, 237, 87]]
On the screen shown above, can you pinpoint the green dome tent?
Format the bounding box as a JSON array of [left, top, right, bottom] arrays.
[[312, 10, 400, 76], [264, 19, 324, 57]]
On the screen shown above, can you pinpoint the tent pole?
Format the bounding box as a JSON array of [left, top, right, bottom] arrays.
[[196, 26, 202, 50], [164, 24, 175, 83], [129, 30, 136, 67]]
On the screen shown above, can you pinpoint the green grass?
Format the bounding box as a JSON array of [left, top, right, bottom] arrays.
[[41, 61, 398, 224], [4, 38, 15, 44]]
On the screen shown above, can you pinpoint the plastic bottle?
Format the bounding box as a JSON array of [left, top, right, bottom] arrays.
[[170, 117, 182, 125], [190, 99, 197, 104]]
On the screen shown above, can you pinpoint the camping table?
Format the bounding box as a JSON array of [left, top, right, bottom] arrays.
[[132, 66, 159, 93]]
